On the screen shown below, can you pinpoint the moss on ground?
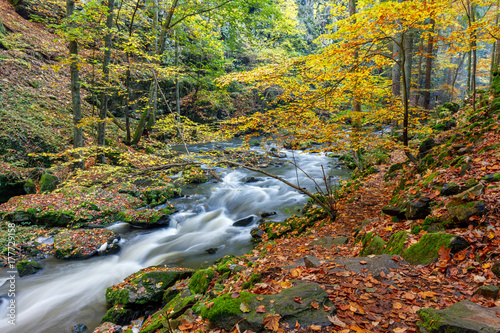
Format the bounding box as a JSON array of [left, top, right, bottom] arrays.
[[403, 232, 454, 265]]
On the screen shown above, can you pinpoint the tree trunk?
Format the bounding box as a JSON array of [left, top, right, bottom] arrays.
[[67, 0, 84, 169], [470, 2, 477, 112], [97, 0, 115, 163], [349, 0, 361, 112], [400, 35, 409, 147], [392, 39, 401, 98], [415, 36, 424, 107], [404, 34, 413, 102], [423, 19, 435, 110]]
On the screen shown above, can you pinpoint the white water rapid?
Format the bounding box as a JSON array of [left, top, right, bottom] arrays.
[[0, 144, 350, 333]]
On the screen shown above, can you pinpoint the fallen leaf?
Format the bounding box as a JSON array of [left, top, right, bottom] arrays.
[[311, 302, 320, 309], [232, 292, 240, 298], [393, 302, 403, 309], [240, 302, 251, 313], [403, 292, 416, 300], [206, 302, 214, 309], [328, 315, 346, 328], [262, 313, 281, 331], [294, 296, 303, 304], [418, 291, 436, 299], [178, 319, 193, 330], [310, 325, 322, 331], [256, 305, 266, 313], [359, 260, 368, 265], [323, 305, 332, 312]]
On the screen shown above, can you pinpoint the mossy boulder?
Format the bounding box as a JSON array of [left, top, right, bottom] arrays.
[[39, 172, 60, 193], [482, 173, 500, 183], [474, 285, 500, 299], [403, 232, 454, 266], [360, 232, 386, 256], [8, 0, 66, 21], [188, 268, 215, 295], [23, 179, 36, 194], [405, 197, 431, 220], [418, 137, 436, 159], [198, 281, 335, 332], [16, 259, 41, 277], [417, 301, 500, 333], [384, 231, 407, 255], [447, 200, 486, 224], [440, 182, 460, 196], [106, 267, 194, 306], [101, 304, 133, 326]]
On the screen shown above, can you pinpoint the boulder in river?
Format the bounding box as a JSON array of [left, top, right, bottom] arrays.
[[16, 259, 41, 277], [417, 300, 500, 333], [233, 216, 254, 227]]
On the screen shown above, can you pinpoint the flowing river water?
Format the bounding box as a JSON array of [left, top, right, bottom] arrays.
[[0, 143, 350, 332]]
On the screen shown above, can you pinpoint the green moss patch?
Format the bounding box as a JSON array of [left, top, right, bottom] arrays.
[[188, 268, 215, 295], [403, 232, 454, 266]]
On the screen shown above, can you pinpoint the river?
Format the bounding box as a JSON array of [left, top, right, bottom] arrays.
[[0, 143, 350, 332]]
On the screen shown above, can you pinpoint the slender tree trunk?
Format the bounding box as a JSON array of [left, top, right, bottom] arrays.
[[67, 0, 84, 168], [400, 36, 409, 147], [467, 50, 472, 93], [98, 0, 115, 163], [146, 0, 159, 130], [349, 0, 361, 112], [415, 36, 424, 107], [404, 34, 413, 102], [175, 33, 181, 121], [392, 39, 401, 98], [451, 53, 466, 101], [423, 19, 435, 110], [470, 2, 477, 112]]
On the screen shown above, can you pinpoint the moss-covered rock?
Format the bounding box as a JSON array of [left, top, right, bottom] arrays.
[[474, 285, 500, 300], [198, 281, 335, 332], [188, 268, 215, 295], [360, 232, 386, 256], [446, 200, 486, 224], [0, 174, 26, 204], [384, 231, 407, 255], [418, 137, 436, 159], [417, 301, 500, 333], [39, 172, 60, 193], [403, 232, 454, 266], [106, 266, 194, 306], [16, 259, 41, 277], [101, 304, 133, 326]]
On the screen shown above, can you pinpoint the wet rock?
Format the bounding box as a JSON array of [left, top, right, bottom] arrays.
[[382, 201, 407, 220], [233, 216, 254, 227], [241, 176, 261, 183], [250, 228, 264, 241], [330, 255, 410, 277], [309, 236, 348, 248], [454, 184, 484, 201], [200, 280, 335, 332], [3, 210, 34, 223], [417, 300, 500, 333], [71, 323, 89, 333], [206, 247, 218, 254], [16, 259, 41, 277], [105, 267, 194, 307], [54, 229, 120, 260], [269, 147, 287, 158], [474, 285, 500, 299], [260, 211, 276, 218]]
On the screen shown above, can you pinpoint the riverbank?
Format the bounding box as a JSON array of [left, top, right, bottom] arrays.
[[91, 99, 500, 333]]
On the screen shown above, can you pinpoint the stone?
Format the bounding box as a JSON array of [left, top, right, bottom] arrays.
[[492, 261, 500, 278], [418, 138, 436, 159], [453, 184, 485, 201], [382, 204, 406, 220], [417, 300, 500, 333], [16, 260, 41, 277], [447, 201, 486, 223], [200, 281, 335, 332], [242, 176, 261, 183], [405, 197, 431, 220], [23, 179, 36, 194], [448, 236, 470, 253], [474, 285, 500, 299], [403, 232, 454, 266], [71, 323, 89, 333], [93, 322, 123, 333], [260, 211, 276, 218], [250, 228, 264, 241], [106, 267, 194, 307], [304, 255, 323, 268], [440, 182, 461, 196], [330, 255, 410, 277], [483, 173, 500, 183], [309, 236, 348, 248], [0, 174, 26, 203], [206, 247, 218, 254], [39, 172, 60, 193], [233, 216, 255, 227]]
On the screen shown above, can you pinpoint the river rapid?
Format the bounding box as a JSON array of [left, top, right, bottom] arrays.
[[0, 142, 350, 332]]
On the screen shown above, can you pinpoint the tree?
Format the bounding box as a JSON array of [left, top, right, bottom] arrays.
[[66, 0, 84, 168], [97, 0, 116, 163]]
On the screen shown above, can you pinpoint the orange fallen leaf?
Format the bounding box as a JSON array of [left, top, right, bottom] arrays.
[[256, 305, 266, 313], [262, 313, 281, 331], [393, 302, 403, 309], [294, 296, 303, 304], [310, 325, 322, 331], [311, 302, 320, 309]]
